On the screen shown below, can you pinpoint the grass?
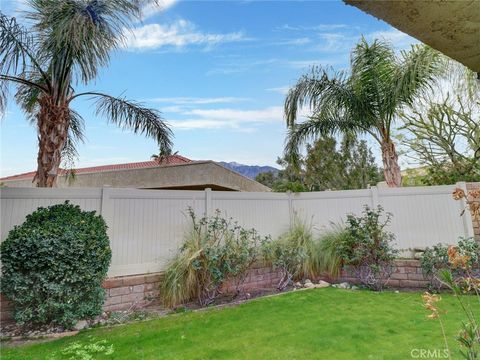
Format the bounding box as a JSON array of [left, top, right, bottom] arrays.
[[2, 288, 478, 359]]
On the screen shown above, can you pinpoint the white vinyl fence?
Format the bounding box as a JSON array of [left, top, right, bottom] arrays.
[[0, 184, 474, 277]]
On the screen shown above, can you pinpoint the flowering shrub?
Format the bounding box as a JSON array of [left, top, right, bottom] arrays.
[[423, 246, 480, 359], [420, 238, 480, 291], [339, 205, 398, 290], [261, 221, 315, 290], [161, 208, 267, 307], [424, 187, 480, 359]]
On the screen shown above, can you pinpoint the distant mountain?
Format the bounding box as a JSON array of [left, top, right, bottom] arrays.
[[218, 162, 279, 180]]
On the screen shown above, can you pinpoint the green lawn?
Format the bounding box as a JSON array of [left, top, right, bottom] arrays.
[[2, 288, 478, 359]]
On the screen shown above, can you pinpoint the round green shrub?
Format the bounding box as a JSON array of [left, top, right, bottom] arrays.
[[0, 201, 111, 328]]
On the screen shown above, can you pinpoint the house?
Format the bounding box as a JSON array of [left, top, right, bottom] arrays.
[[0, 155, 271, 192], [344, 0, 480, 74]]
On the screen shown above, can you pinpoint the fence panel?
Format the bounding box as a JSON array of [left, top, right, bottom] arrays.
[[102, 188, 206, 277], [0, 188, 102, 241], [0, 183, 473, 277], [211, 192, 291, 239], [291, 189, 373, 234], [377, 186, 468, 251]]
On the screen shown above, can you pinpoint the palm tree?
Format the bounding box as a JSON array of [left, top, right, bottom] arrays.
[[0, 0, 172, 187], [151, 148, 178, 164], [284, 39, 442, 187]]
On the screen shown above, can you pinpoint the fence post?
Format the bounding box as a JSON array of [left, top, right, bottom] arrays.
[[456, 182, 475, 239], [100, 186, 114, 231], [287, 190, 293, 229], [100, 186, 111, 218], [204, 188, 212, 217], [371, 186, 379, 208], [100, 187, 114, 260]]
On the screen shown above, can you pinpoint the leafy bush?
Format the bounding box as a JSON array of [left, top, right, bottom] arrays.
[[424, 245, 480, 360], [420, 238, 480, 291], [318, 224, 350, 279], [161, 208, 266, 308], [339, 206, 398, 290], [262, 220, 320, 290], [0, 202, 111, 329]]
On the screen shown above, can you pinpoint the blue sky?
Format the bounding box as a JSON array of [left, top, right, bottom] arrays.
[[0, 0, 417, 177]]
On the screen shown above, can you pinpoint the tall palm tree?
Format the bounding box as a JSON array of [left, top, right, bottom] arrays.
[[284, 39, 442, 187], [0, 0, 172, 187]]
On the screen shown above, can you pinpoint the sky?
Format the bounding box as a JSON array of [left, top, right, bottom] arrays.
[[0, 0, 418, 177]]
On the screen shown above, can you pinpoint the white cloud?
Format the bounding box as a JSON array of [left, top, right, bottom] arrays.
[[140, 0, 178, 20], [145, 96, 249, 105], [367, 29, 418, 49], [285, 59, 338, 69], [124, 19, 248, 51], [206, 58, 279, 75], [311, 28, 418, 54], [184, 107, 282, 122], [170, 119, 231, 130], [168, 106, 284, 131], [272, 37, 312, 46], [207, 57, 338, 75], [277, 24, 350, 32], [315, 33, 353, 52], [265, 86, 290, 95]]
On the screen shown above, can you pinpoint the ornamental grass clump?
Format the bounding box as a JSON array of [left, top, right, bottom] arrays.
[[0, 201, 111, 329], [262, 220, 320, 290], [161, 208, 266, 308], [317, 224, 350, 279]]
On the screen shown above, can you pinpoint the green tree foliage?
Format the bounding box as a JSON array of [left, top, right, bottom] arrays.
[[255, 171, 278, 189], [304, 136, 382, 190], [255, 157, 307, 192], [284, 39, 442, 187], [256, 135, 382, 191], [400, 67, 480, 185], [0, 202, 111, 328]]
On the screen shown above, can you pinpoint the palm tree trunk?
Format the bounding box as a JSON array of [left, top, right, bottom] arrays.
[[35, 97, 69, 187], [381, 139, 402, 187]]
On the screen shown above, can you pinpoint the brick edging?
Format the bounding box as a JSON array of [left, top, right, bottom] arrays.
[[0, 259, 431, 323]]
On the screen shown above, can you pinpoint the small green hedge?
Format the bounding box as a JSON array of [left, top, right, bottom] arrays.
[[0, 201, 111, 328]]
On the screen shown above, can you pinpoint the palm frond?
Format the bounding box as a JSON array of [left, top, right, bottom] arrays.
[[0, 14, 40, 77], [79, 92, 173, 151], [68, 108, 86, 145], [395, 45, 444, 107], [284, 66, 353, 127], [14, 70, 48, 115], [284, 110, 359, 168], [0, 14, 49, 112], [26, 0, 142, 85], [61, 109, 85, 169], [350, 38, 397, 122], [60, 109, 86, 183]]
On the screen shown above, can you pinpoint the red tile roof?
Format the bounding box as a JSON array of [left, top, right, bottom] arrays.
[[1, 155, 192, 181]]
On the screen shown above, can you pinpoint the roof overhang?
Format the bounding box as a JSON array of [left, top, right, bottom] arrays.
[[344, 0, 480, 73]]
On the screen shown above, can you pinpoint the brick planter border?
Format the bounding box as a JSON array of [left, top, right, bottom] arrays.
[[1, 259, 431, 323]]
